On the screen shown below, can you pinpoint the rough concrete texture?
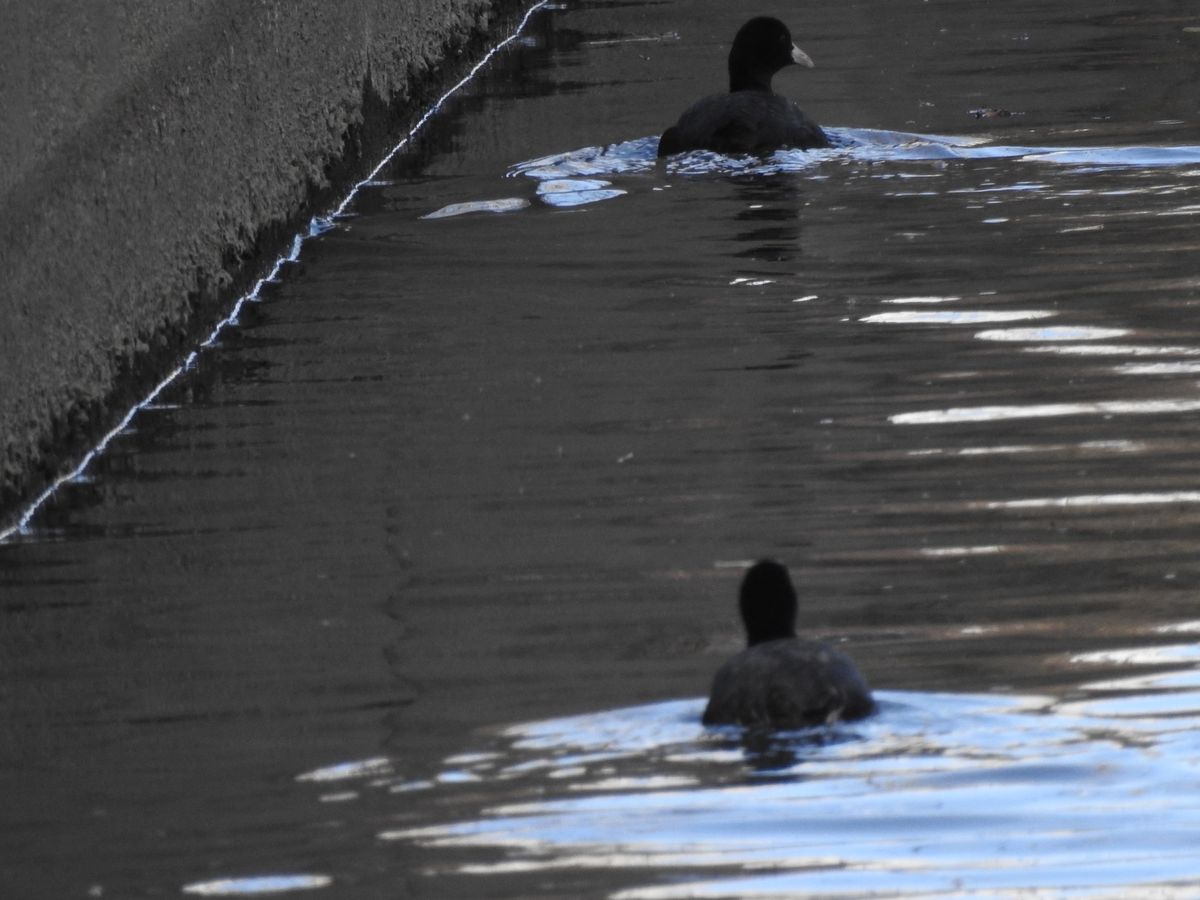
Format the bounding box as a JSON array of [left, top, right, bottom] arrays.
[[0, 0, 501, 513]]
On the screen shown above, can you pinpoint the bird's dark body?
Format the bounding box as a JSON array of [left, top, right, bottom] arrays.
[[703, 637, 875, 728], [658, 91, 829, 156]]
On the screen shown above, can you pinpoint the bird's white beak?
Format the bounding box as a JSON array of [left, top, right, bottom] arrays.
[[791, 45, 815, 68]]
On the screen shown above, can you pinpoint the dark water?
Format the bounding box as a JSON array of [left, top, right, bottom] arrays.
[[4, 0, 1200, 897]]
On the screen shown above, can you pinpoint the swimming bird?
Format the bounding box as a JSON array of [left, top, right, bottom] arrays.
[[703, 560, 875, 728], [658, 17, 830, 157]]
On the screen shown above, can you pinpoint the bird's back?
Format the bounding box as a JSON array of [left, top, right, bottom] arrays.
[[658, 91, 830, 157], [702, 637, 874, 728]]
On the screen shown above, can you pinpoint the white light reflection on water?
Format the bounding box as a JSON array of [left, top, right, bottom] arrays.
[[891, 398, 1200, 425], [381, 678, 1200, 898], [181, 875, 333, 896], [1158, 622, 1200, 634], [862, 309, 1054, 325], [908, 439, 1145, 457], [536, 178, 627, 207], [975, 326, 1131, 342], [295, 756, 392, 783], [977, 492, 1200, 510], [1115, 362, 1200, 375], [1073, 644, 1200, 669], [1026, 344, 1200, 356], [918, 544, 1005, 557]]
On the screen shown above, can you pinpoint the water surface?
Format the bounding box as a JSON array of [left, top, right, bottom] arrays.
[[377, 683, 1200, 897], [4, 0, 1200, 897]]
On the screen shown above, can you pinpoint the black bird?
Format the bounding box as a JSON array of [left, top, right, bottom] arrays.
[[658, 17, 830, 157], [703, 560, 874, 728]]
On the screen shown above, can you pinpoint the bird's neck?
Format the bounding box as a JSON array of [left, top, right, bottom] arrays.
[[727, 50, 777, 93], [728, 71, 774, 93], [746, 625, 796, 646]]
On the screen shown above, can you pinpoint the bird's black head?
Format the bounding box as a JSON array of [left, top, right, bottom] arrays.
[[738, 559, 799, 645], [728, 16, 815, 93]]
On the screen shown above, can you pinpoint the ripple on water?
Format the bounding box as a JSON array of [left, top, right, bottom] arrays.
[[364, 680, 1200, 897], [422, 128, 1200, 218]]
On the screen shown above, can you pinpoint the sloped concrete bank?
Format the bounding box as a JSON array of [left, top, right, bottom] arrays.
[[0, 0, 514, 520]]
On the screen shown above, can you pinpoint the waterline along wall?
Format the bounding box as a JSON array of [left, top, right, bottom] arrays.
[[0, 0, 504, 517]]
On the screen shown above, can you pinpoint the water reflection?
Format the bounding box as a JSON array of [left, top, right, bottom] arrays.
[[909, 439, 1144, 458], [861, 309, 1054, 325], [484, 128, 1200, 217], [976, 326, 1130, 341], [1115, 362, 1200, 375], [891, 399, 1200, 425], [181, 875, 333, 896], [1027, 343, 1200, 355], [978, 492, 1200, 510], [374, 679, 1200, 897]]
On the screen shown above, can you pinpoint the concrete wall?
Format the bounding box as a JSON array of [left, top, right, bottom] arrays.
[[0, 0, 500, 512]]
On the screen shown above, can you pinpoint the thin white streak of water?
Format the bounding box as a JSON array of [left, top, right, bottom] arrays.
[[919, 545, 1006, 557], [890, 398, 1200, 425], [181, 875, 333, 896], [1115, 362, 1200, 375], [975, 326, 1130, 342], [1026, 344, 1200, 356], [862, 310, 1054, 325], [907, 439, 1144, 457], [976, 491, 1200, 510]]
